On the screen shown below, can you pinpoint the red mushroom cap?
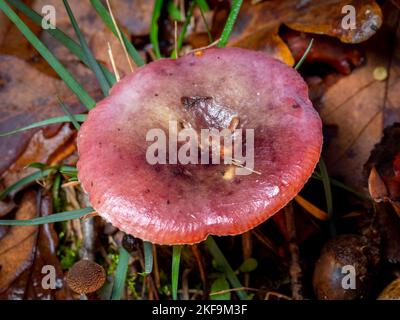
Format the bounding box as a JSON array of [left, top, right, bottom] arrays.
[[77, 47, 322, 245]]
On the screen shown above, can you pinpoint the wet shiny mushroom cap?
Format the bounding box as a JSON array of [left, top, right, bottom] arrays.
[[66, 260, 106, 294], [77, 47, 322, 245]]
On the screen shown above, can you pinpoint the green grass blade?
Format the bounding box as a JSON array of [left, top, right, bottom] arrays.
[[172, 245, 182, 300], [52, 173, 62, 212], [217, 0, 243, 48], [167, 0, 182, 21], [0, 168, 54, 200], [311, 173, 369, 201], [143, 241, 154, 274], [197, 1, 213, 43], [59, 165, 78, 175], [7, 0, 115, 86], [0, 165, 77, 201], [196, 0, 210, 12], [0, 115, 87, 137], [0, 207, 93, 226], [294, 38, 314, 70], [111, 246, 130, 300], [63, 0, 110, 96], [151, 0, 164, 59], [205, 236, 248, 300], [90, 0, 145, 67], [58, 97, 81, 130], [0, 0, 96, 110], [318, 158, 336, 236], [170, 1, 194, 58]]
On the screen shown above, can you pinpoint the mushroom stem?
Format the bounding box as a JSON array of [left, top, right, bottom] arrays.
[[79, 294, 88, 300]]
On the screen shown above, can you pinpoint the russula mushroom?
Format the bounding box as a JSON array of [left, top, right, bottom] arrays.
[[77, 47, 322, 245], [66, 260, 106, 295]]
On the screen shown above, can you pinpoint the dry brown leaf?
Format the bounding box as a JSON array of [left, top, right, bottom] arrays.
[[111, 0, 155, 37], [0, 191, 38, 293], [0, 55, 85, 175], [230, 0, 382, 65], [319, 1, 400, 190], [0, 193, 72, 299]]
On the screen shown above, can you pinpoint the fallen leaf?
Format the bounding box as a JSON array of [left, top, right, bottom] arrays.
[[0, 190, 38, 294], [229, 0, 382, 65], [0, 192, 73, 299], [319, 1, 400, 190], [0, 55, 85, 176]]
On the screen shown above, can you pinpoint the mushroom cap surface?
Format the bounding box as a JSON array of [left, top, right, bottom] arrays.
[[77, 47, 322, 245]]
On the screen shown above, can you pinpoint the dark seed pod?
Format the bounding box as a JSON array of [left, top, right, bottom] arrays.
[[313, 234, 376, 300], [122, 234, 140, 253], [66, 260, 106, 295]]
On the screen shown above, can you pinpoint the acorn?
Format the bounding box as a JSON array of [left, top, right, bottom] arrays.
[[313, 234, 377, 300], [66, 260, 106, 296], [378, 279, 400, 300]]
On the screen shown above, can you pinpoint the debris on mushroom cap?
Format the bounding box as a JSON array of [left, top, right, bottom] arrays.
[[66, 260, 106, 294], [77, 47, 323, 245]]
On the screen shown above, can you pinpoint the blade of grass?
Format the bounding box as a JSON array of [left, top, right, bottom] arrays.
[[0, 0, 96, 110], [59, 165, 78, 175], [63, 0, 110, 96], [196, 0, 210, 12], [143, 241, 154, 274], [205, 236, 248, 300], [294, 38, 314, 70], [312, 172, 370, 201], [172, 245, 182, 300], [90, 0, 145, 67], [318, 158, 336, 237], [58, 97, 81, 130], [150, 0, 164, 59], [167, 0, 182, 21], [7, 0, 115, 86], [0, 207, 93, 226], [52, 173, 62, 213], [197, 1, 213, 43], [0, 115, 87, 137], [170, 1, 195, 58], [0, 165, 77, 200], [217, 0, 243, 48], [0, 168, 54, 201], [111, 246, 130, 300]]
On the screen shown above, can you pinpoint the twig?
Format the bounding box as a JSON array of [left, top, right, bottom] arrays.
[[284, 204, 303, 300], [78, 191, 96, 261], [107, 42, 120, 82], [106, 0, 134, 72], [187, 38, 220, 54], [241, 232, 252, 287], [174, 20, 178, 59], [191, 244, 208, 299]]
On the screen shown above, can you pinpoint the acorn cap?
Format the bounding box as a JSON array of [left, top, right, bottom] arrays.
[[77, 47, 322, 245], [66, 260, 106, 294]]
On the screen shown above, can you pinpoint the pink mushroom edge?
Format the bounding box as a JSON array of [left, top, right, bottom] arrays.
[[77, 47, 323, 245]]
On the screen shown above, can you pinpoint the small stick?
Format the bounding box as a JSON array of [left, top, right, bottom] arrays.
[[108, 42, 120, 82], [61, 180, 81, 188], [174, 20, 178, 58], [106, 0, 134, 72], [187, 38, 221, 54], [284, 204, 303, 300], [191, 245, 209, 299], [230, 158, 261, 175]]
